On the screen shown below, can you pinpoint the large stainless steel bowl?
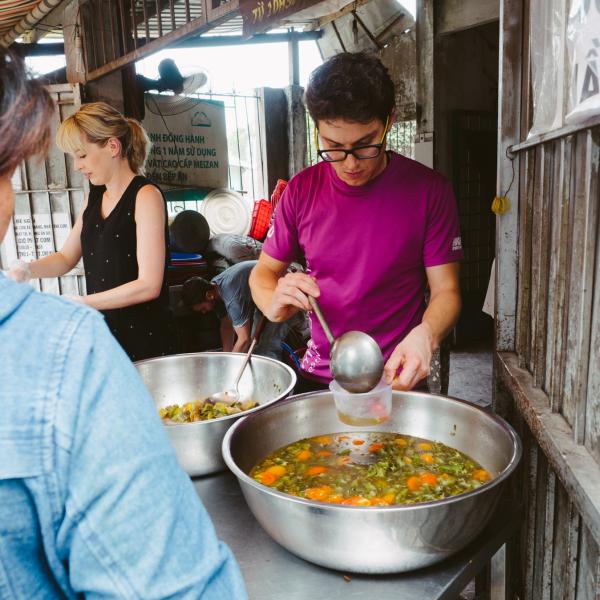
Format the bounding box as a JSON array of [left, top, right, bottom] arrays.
[[222, 390, 521, 573], [135, 352, 296, 477]]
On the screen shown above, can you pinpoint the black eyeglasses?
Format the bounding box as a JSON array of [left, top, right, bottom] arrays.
[[315, 116, 390, 163]]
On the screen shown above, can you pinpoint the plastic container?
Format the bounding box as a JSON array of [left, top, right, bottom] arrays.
[[329, 379, 392, 426]]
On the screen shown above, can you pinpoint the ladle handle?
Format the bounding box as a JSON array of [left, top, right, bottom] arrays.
[[308, 296, 335, 345], [233, 315, 267, 388]]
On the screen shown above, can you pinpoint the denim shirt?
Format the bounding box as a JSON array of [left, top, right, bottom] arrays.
[[0, 275, 247, 599]]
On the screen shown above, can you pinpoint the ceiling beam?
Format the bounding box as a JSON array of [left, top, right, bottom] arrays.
[[302, 0, 374, 31], [12, 30, 322, 57]]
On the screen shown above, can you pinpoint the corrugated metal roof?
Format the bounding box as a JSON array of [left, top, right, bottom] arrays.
[[0, 0, 45, 37]]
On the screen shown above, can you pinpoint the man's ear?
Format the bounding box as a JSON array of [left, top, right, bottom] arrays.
[[206, 291, 216, 302], [388, 108, 398, 128]]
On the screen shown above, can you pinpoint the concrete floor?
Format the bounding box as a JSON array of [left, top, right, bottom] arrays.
[[447, 339, 493, 409]]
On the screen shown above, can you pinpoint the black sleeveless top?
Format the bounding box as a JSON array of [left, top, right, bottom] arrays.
[[81, 175, 173, 361]]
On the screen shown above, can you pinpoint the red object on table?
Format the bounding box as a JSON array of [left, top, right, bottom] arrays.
[[249, 199, 272, 241]]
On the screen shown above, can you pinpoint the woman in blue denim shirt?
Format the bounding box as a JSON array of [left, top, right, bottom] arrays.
[[0, 49, 246, 599]]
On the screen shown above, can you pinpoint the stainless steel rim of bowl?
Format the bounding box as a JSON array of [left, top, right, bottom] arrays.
[[222, 391, 522, 510]]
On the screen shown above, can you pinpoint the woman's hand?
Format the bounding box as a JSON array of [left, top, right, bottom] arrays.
[[383, 323, 434, 390], [267, 271, 320, 322], [7, 260, 32, 283]]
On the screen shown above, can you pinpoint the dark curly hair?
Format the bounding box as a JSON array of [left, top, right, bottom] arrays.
[[304, 52, 395, 125], [181, 276, 214, 307], [0, 48, 54, 179]]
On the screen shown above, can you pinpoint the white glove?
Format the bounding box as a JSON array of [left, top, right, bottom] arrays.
[[62, 294, 87, 305], [7, 259, 32, 283]]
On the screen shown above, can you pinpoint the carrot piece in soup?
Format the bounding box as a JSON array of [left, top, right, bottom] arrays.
[[407, 476, 422, 491], [327, 495, 344, 504], [296, 449, 313, 461], [352, 439, 365, 445], [257, 471, 277, 485], [313, 435, 333, 445], [421, 453, 434, 464], [307, 465, 328, 476], [417, 442, 433, 451], [368, 442, 384, 453], [342, 496, 371, 506], [316, 450, 333, 458], [336, 455, 352, 465], [305, 486, 333, 500], [265, 465, 286, 477], [421, 473, 438, 486], [472, 469, 491, 482], [370, 497, 391, 506]]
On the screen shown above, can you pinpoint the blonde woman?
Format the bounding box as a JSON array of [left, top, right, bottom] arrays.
[[12, 102, 173, 360]]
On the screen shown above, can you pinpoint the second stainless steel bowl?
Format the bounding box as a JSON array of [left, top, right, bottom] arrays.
[[135, 352, 296, 477]]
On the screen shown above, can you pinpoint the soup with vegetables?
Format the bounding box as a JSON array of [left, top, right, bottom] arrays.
[[250, 432, 493, 505], [159, 399, 258, 424]]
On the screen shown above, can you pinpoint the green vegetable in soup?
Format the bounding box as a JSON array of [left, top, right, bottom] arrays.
[[159, 399, 257, 423], [250, 432, 493, 506]]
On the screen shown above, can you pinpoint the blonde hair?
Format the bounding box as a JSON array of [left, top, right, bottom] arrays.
[[56, 102, 151, 174]]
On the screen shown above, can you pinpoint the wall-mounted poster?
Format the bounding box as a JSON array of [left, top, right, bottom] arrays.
[[143, 93, 228, 188]]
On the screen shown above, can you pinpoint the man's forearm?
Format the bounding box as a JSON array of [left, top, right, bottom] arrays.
[[248, 265, 276, 315], [421, 290, 462, 349], [220, 320, 234, 352]]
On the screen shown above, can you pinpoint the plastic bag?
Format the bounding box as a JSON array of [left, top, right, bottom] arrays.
[[528, 0, 566, 137], [565, 0, 600, 125]]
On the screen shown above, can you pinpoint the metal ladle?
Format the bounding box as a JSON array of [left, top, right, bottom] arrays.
[[308, 296, 384, 393], [208, 315, 267, 404]]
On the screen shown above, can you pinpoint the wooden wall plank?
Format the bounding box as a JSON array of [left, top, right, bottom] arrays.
[[497, 352, 600, 547], [416, 0, 434, 134], [516, 148, 534, 370], [530, 143, 552, 387], [562, 131, 599, 442], [531, 448, 549, 599], [575, 522, 600, 600], [438, 0, 499, 35], [495, 0, 523, 354], [529, 146, 542, 378], [548, 136, 573, 411], [584, 128, 600, 465], [551, 480, 579, 600], [534, 143, 552, 390], [524, 438, 540, 599], [540, 469, 556, 599]]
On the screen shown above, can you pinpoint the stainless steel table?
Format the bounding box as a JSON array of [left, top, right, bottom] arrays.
[[194, 472, 520, 600]]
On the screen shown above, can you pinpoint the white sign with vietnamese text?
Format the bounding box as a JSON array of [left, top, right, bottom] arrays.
[[13, 212, 71, 261], [143, 94, 229, 188]]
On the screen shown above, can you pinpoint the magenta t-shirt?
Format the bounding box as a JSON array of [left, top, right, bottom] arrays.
[[263, 152, 464, 383]]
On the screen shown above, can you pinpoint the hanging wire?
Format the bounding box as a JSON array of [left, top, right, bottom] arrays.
[[502, 145, 516, 197]]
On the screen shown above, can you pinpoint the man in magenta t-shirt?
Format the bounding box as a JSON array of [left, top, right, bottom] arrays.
[[250, 52, 463, 392]]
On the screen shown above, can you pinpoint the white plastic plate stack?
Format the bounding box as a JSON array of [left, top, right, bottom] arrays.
[[199, 188, 251, 236]]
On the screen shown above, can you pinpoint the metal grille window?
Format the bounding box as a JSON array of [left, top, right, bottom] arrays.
[[146, 88, 264, 214], [387, 119, 416, 158]]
